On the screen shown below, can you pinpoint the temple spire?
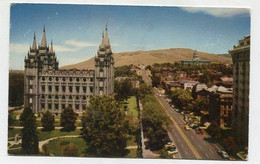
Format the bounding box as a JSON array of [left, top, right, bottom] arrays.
[[50, 40, 54, 53], [103, 23, 110, 47], [31, 32, 37, 50], [40, 25, 47, 47]]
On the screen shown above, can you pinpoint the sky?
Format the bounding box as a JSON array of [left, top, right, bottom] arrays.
[[9, 4, 250, 70]]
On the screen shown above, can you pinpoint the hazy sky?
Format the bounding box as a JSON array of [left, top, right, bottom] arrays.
[[9, 4, 250, 70]]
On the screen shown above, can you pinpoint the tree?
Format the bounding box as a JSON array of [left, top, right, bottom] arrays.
[[9, 72, 24, 106], [8, 111, 15, 126], [41, 110, 55, 131], [114, 78, 134, 101], [63, 143, 78, 156], [81, 96, 131, 157], [60, 107, 77, 131], [20, 107, 39, 154]]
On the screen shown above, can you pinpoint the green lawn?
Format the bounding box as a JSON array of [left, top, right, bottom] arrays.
[[124, 148, 137, 158], [8, 128, 81, 141], [126, 96, 138, 119], [43, 137, 86, 157], [127, 135, 137, 146]]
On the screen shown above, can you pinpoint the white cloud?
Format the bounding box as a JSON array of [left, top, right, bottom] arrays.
[[181, 7, 250, 17], [65, 39, 97, 48], [54, 45, 77, 52], [10, 43, 29, 53]]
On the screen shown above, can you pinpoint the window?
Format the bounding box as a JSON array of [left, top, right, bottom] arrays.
[[76, 86, 80, 93], [48, 86, 52, 92], [83, 96, 86, 100], [76, 104, 79, 110], [90, 87, 93, 93], [55, 95, 59, 99], [82, 105, 86, 110], [69, 96, 72, 100], [62, 77, 66, 82], [83, 78, 86, 82], [90, 78, 93, 82], [76, 96, 79, 100], [76, 78, 80, 82], [69, 77, 73, 82], [41, 103, 45, 109], [49, 77, 52, 81], [62, 95, 65, 99], [83, 87, 86, 93], [62, 86, 66, 92], [42, 77, 45, 81], [42, 86, 45, 92], [55, 104, 58, 110], [62, 104, 65, 109], [56, 77, 59, 81], [41, 95, 45, 99], [48, 95, 52, 99], [48, 104, 52, 110], [55, 86, 59, 92], [69, 86, 73, 92]]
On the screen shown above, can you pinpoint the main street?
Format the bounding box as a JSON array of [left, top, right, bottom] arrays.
[[140, 66, 223, 160]]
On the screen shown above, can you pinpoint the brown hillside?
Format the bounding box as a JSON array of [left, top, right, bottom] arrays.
[[61, 48, 231, 70]]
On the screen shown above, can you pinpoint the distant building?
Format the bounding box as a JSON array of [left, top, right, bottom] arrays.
[[191, 83, 209, 99], [229, 36, 250, 149], [180, 50, 210, 65], [180, 80, 199, 91], [24, 25, 114, 114]]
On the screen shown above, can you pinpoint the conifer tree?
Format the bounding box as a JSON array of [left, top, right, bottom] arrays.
[[20, 107, 39, 154]]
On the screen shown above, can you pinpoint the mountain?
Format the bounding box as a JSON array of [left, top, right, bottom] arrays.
[[61, 48, 232, 70]]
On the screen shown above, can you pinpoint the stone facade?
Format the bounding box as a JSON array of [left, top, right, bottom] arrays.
[[180, 50, 210, 65], [229, 36, 250, 148], [24, 26, 114, 114]]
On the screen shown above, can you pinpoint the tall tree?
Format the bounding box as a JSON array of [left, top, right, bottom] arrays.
[[60, 107, 77, 131], [81, 96, 131, 157], [9, 72, 24, 106], [20, 107, 39, 154], [41, 110, 55, 131]]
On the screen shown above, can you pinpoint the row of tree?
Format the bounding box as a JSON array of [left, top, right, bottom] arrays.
[[141, 94, 170, 151]]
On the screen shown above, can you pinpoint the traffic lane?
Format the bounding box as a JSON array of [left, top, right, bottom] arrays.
[[154, 93, 198, 159], [157, 92, 223, 160]]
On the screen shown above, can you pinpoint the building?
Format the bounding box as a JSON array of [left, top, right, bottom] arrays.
[[24, 25, 114, 114], [229, 36, 250, 149], [208, 86, 233, 128], [181, 50, 210, 65]]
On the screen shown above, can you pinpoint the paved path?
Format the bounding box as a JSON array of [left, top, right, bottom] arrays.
[[9, 126, 83, 130]]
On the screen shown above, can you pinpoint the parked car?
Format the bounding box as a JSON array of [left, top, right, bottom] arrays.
[[195, 129, 203, 134], [184, 125, 191, 131], [164, 141, 175, 148], [167, 145, 178, 155], [218, 150, 229, 159]]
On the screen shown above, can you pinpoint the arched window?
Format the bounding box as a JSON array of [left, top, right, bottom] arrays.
[[55, 95, 59, 99], [76, 96, 79, 100], [49, 77, 52, 81], [83, 78, 86, 82], [62, 77, 66, 82], [76, 78, 80, 82], [83, 96, 86, 100]]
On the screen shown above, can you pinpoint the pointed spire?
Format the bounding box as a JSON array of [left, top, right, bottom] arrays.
[[50, 40, 54, 53], [31, 32, 37, 50], [40, 25, 47, 47], [103, 23, 110, 46]]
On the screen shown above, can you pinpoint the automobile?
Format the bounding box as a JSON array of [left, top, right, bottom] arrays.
[[218, 150, 229, 159], [184, 125, 191, 131], [164, 141, 175, 148], [167, 146, 178, 155], [195, 129, 203, 134]]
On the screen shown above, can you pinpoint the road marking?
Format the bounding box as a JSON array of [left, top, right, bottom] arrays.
[[155, 94, 202, 159]]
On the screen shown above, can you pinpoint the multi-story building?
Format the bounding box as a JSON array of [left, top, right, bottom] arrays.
[[229, 36, 250, 149], [24, 26, 114, 114]]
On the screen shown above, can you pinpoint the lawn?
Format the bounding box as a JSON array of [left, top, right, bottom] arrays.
[[43, 137, 86, 157], [126, 96, 138, 119], [8, 128, 81, 141], [124, 148, 137, 158]]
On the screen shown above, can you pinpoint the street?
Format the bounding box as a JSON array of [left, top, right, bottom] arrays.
[[140, 66, 223, 160]]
